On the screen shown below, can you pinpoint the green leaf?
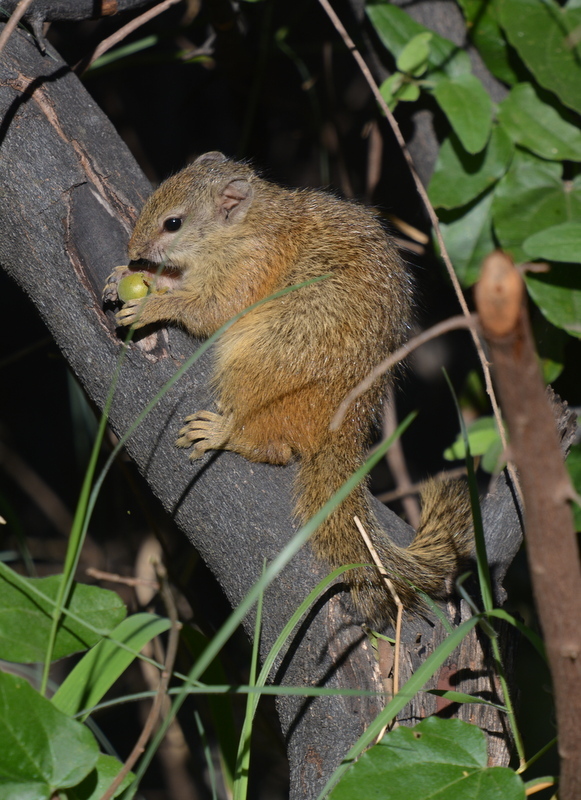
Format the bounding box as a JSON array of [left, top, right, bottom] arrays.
[[0, 565, 126, 663], [428, 689, 508, 710], [439, 189, 496, 285], [52, 613, 171, 719], [481, 437, 505, 474], [525, 263, 581, 337], [0, 671, 99, 798], [444, 416, 501, 460], [523, 222, 581, 262], [396, 32, 432, 76], [497, 0, 581, 114], [63, 755, 133, 800], [443, 413, 506, 474], [88, 36, 158, 71], [492, 151, 581, 262], [429, 126, 513, 209], [457, 0, 522, 84], [498, 83, 581, 161], [433, 73, 493, 154], [566, 443, 581, 531], [330, 717, 525, 800], [379, 73, 420, 110], [366, 3, 471, 77]]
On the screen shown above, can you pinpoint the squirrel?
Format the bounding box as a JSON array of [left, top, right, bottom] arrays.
[[104, 151, 473, 627]]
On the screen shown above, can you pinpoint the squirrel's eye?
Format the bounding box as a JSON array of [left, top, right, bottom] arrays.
[[164, 217, 182, 232]]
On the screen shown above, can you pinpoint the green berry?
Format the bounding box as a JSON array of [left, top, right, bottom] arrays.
[[118, 272, 150, 302]]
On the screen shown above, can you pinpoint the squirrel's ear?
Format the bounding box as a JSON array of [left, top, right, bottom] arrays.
[[195, 151, 227, 166], [218, 179, 253, 224]]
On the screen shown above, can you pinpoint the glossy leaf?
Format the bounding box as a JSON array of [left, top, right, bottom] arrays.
[[379, 74, 420, 110], [523, 222, 581, 263], [429, 126, 513, 209], [366, 3, 471, 77], [63, 755, 134, 800], [525, 263, 581, 338], [492, 151, 581, 263], [439, 189, 496, 285], [396, 32, 432, 76], [456, 0, 522, 84], [497, 0, 581, 114], [498, 83, 581, 161], [0, 671, 99, 799], [433, 73, 492, 153], [52, 613, 171, 719], [0, 564, 126, 663], [330, 717, 525, 800], [443, 414, 505, 474], [444, 416, 501, 460]]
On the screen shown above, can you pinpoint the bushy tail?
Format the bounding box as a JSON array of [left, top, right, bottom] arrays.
[[296, 431, 474, 626]]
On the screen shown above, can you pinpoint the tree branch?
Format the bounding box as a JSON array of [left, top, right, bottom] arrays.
[[476, 252, 581, 800]]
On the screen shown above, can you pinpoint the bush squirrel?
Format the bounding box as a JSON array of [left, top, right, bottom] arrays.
[[104, 151, 473, 626]]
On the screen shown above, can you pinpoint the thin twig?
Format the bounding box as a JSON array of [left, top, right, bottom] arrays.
[[86, 566, 160, 590], [99, 563, 181, 800], [377, 466, 467, 504], [354, 515, 402, 708], [75, 0, 184, 75], [331, 313, 478, 430], [0, 0, 35, 59], [317, 0, 515, 484]]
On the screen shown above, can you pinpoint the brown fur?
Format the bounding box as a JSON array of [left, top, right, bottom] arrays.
[[105, 151, 473, 626]]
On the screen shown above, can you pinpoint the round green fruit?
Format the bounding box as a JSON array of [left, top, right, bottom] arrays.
[[118, 272, 151, 302]]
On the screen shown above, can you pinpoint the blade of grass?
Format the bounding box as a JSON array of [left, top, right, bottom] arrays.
[[194, 710, 219, 800], [233, 564, 265, 800], [77, 683, 383, 719]]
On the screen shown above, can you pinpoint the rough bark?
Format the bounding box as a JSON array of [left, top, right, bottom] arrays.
[[0, 23, 553, 800]]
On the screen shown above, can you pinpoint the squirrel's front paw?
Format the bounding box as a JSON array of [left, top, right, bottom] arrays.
[[176, 410, 230, 460], [115, 296, 148, 328], [103, 265, 131, 304]]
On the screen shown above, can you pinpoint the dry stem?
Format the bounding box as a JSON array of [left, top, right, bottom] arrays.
[[0, 0, 35, 59], [354, 515, 403, 702]]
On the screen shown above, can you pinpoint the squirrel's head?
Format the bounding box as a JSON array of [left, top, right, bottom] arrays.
[[128, 152, 256, 269]]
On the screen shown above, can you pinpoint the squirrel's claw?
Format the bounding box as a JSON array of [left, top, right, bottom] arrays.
[[176, 410, 229, 458], [115, 297, 147, 328], [102, 265, 131, 304]]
